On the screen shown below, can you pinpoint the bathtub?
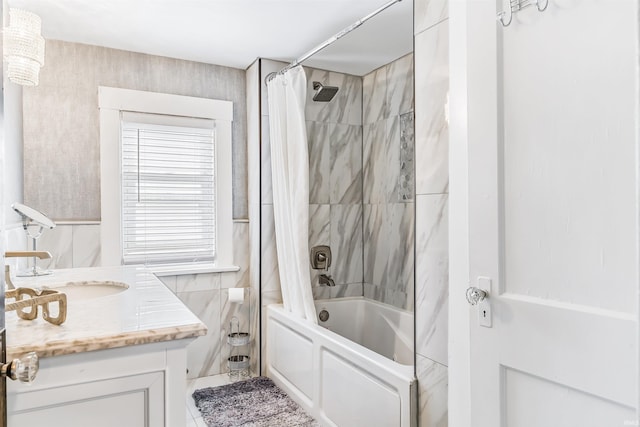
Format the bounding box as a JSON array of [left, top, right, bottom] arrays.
[[266, 297, 417, 427]]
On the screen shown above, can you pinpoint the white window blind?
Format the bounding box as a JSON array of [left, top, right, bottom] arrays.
[[120, 112, 216, 265]]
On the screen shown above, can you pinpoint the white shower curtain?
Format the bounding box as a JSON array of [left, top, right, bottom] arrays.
[[266, 66, 317, 323]]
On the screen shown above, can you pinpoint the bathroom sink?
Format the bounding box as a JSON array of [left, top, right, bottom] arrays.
[[41, 281, 129, 300]]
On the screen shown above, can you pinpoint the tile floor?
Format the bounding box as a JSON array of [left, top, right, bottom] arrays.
[[186, 374, 235, 426]]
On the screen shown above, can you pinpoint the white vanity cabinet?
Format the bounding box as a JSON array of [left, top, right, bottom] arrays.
[[4, 266, 206, 427], [8, 340, 192, 427]]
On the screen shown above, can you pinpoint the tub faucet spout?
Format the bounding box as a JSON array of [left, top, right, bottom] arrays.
[[319, 274, 335, 287]]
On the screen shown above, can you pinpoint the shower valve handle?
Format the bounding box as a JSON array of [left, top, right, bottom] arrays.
[[310, 245, 331, 270]]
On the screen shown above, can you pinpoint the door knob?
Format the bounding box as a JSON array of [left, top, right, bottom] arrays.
[[466, 286, 488, 306], [1, 352, 38, 384]]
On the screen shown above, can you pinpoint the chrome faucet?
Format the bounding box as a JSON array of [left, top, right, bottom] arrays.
[[4, 251, 52, 289], [319, 273, 335, 287], [5, 251, 52, 260]]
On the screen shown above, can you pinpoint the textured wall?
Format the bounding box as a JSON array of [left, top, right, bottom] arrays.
[[3, 81, 24, 225], [362, 53, 415, 310], [22, 40, 248, 220]]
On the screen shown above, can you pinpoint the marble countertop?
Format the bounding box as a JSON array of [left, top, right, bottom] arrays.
[[6, 265, 207, 359]]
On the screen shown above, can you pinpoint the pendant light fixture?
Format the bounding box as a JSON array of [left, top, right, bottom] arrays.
[[3, 8, 45, 86]]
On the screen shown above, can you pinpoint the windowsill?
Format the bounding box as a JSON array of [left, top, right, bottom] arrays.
[[150, 263, 240, 277]]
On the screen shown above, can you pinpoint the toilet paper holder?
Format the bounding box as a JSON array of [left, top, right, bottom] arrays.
[[227, 317, 250, 379], [228, 287, 245, 304], [227, 317, 250, 346]]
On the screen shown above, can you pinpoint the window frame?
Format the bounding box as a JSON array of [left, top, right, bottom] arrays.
[[99, 86, 235, 272]]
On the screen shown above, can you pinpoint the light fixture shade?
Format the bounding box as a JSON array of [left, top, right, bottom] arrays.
[[3, 8, 45, 86]]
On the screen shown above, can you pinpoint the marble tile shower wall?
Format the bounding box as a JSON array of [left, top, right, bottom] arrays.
[[414, 0, 450, 424], [362, 53, 415, 310], [306, 67, 364, 299], [259, 60, 365, 304], [258, 59, 364, 372]]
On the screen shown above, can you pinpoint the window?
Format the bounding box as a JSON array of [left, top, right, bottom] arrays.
[[121, 113, 216, 265], [99, 87, 235, 273]]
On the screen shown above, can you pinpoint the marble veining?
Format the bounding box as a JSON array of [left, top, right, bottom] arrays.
[[415, 21, 449, 196], [17, 220, 252, 377], [387, 54, 415, 117], [258, 15, 447, 427], [330, 124, 363, 205], [361, 53, 416, 312], [385, 117, 403, 200], [247, 64, 261, 377], [363, 66, 387, 125], [6, 265, 207, 359], [363, 205, 388, 290], [229, 221, 251, 289], [178, 289, 221, 379], [158, 275, 177, 293], [417, 354, 448, 427], [304, 68, 362, 126], [309, 205, 331, 248], [330, 204, 363, 286], [176, 273, 220, 293], [399, 112, 415, 202], [363, 117, 407, 204], [309, 204, 331, 288], [363, 120, 391, 203], [260, 204, 281, 294], [415, 0, 449, 36], [363, 283, 411, 309], [262, 62, 364, 315], [33, 224, 102, 270], [261, 118, 274, 204], [249, 285, 260, 375], [331, 283, 363, 299], [415, 194, 449, 366], [312, 285, 332, 300], [307, 121, 331, 204]]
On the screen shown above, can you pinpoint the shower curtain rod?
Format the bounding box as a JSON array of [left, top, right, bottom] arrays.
[[265, 0, 402, 84]]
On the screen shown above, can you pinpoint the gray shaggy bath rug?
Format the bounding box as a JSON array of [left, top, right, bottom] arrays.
[[192, 376, 319, 427]]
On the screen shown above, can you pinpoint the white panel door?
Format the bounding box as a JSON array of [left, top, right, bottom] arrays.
[[464, 1, 638, 425]]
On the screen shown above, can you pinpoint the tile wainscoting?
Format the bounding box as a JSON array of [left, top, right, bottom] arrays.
[[5, 221, 255, 380]]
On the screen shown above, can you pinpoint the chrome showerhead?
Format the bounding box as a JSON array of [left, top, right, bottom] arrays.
[[312, 81, 339, 102]]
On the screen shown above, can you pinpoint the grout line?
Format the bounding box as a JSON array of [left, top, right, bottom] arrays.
[[415, 16, 449, 37]]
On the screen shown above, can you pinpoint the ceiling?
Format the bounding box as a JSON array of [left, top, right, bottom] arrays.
[[8, 0, 413, 76]]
